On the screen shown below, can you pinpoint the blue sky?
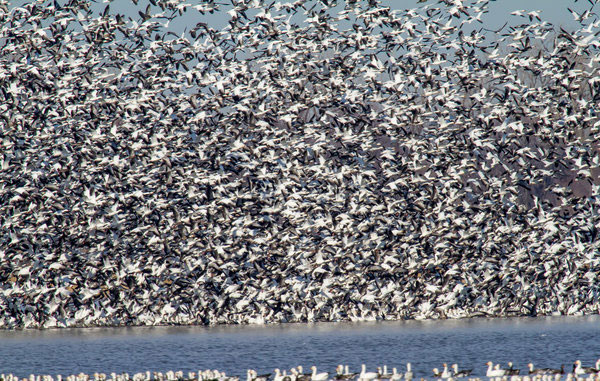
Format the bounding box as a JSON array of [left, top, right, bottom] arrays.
[[8, 0, 588, 35]]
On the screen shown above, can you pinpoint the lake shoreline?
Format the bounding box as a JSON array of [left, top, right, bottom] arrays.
[[2, 310, 599, 331], [1, 317, 599, 379]]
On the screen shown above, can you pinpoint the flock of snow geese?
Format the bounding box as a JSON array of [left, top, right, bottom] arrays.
[[1, 0, 600, 329], [3, 361, 600, 381]]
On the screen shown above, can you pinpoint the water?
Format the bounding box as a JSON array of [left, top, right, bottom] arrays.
[[1, 317, 600, 379]]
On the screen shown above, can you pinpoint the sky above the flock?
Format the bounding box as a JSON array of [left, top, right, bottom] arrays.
[[8, 0, 588, 34]]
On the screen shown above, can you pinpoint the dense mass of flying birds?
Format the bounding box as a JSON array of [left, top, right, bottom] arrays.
[[0, 0, 600, 329], [3, 361, 600, 381]]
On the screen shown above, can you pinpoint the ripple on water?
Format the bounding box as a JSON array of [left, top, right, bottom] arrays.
[[0, 317, 599, 379]]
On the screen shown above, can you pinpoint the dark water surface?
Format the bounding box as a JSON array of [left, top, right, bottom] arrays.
[[1, 317, 600, 379]]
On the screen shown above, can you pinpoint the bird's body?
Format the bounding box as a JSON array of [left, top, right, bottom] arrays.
[[451, 364, 472, 378], [528, 364, 563, 375], [404, 364, 413, 381], [390, 368, 402, 381], [310, 366, 328, 381], [440, 364, 451, 379], [359, 365, 379, 381], [486, 362, 507, 377], [504, 362, 520, 376], [573, 360, 597, 375], [335, 365, 356, 380]]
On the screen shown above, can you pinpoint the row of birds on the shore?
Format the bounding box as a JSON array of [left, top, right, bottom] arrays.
[[247, 364, 410, 381], [1, 0, 600, 328], [3, 362, 600, 381], [248, 365, 409, 381], [447, 361, 600, 378], [0, 370, 228, 381], [246, 361, 600, 381]]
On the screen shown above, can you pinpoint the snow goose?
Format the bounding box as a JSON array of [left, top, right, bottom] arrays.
[[282, 370, 295, 381], [334, 366, 344, 380], [404, 364, 413, 381], [573, 361, 596, 375], [441, 364, 452, 379], [451, 364, 472, 378], [295, 368, 311, 381], [390, 369, 402, 381], [378, 366, 391, 380], [274, 370, 293, 381], [486, 362, 507, 377], [359, 365, 378, 381], [335, 366, 356, 380], [527, 364, 563, 375], [310, 367, 328, 381], [344, 366, 358, 380], [503, 363, 520, 376], [290, 369, 302, 381]]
